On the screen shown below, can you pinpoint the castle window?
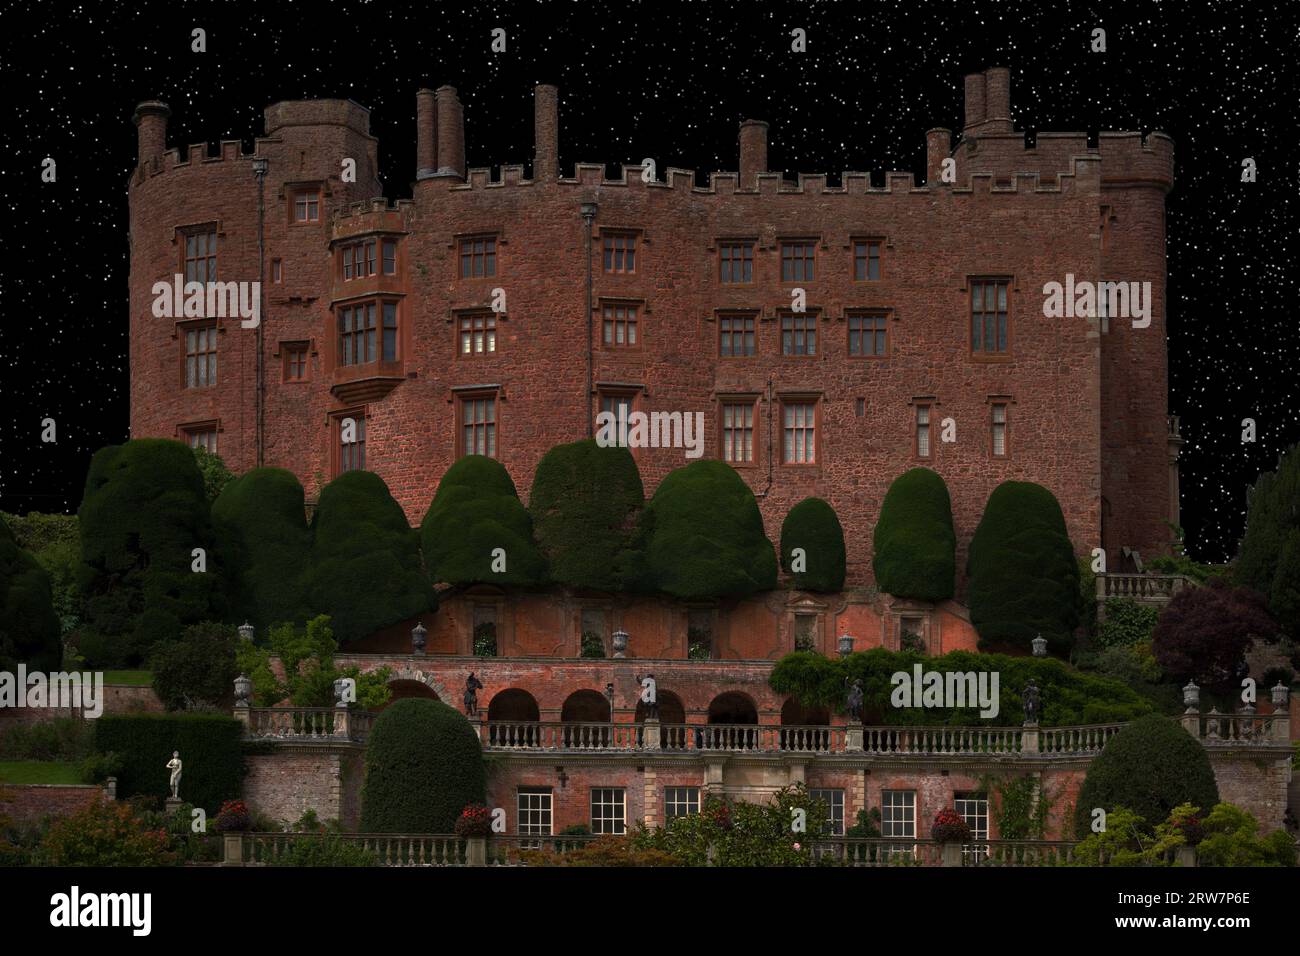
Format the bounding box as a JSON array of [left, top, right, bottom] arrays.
[[719, 241, 754, 283], [283, 343, 309, 382], [721, 401, 755, 463], [854, 240, 882, 281], [590, 788, 627, 835], [602, 304, 638, 347], [382, 240, 397, 276], [518, 788, 553, 839], [342, 241, 377, 280], [782, 401, 817, 464], [991, 402, 1008, 456], [459, 236, 497, 278], [183, 229, 217, 283], [292, 189, 320, 223], [781, 313, 816, 355], [810, 788, 845, 836], [459, 313, 497, 355], [184, 426, 218, 454], [915, 403, 932, 458], [339, 414, 366, 472], [184, 323, 217, 388], [382, 301, 398, 361], [781, 241, 816, 282], [719, 314, 755, 356], [600, 391, 635, 440], [603, 234, 637, 274], [271, 258, 283, 283], [971, 278, 1009, 354], [459, 394, 497, 458], [848, 313, 887, 357], [338, 303, 377, 365], [664, 787, 700, 822]]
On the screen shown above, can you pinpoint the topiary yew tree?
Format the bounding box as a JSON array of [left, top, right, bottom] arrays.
[[780, 498, 846, 592], [641, 460, 777, 599], [0, 514, 62, 671], [211, 467, 312, 630], [528, 440, 644, 591], [1151, 576, 1276, 695], [1074, 714, 1219, 833], [422, 455, 546, 586], [304, 470, 434, 645], [360, 698, 487, 833], [872, 468, 956, 601], [77, 439, 227, 666], [966, 481, 1080, 655], [1236, 443, 1300, 641]]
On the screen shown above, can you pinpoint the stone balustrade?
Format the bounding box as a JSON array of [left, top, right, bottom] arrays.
[[240, 706, 374, 742], [1097, 572, 1194, 602]]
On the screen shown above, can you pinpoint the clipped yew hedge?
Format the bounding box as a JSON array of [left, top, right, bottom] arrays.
[[872, 468, 956, 601], [93, 713, 244, 814], [0, 514, 61, 671], [780, 498, 846, 592]]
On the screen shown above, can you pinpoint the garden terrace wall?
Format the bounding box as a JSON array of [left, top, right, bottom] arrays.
[[0, 784, 110, 828], [242, 744, 364, 830]]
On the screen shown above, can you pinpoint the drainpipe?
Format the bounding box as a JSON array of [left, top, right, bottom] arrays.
[[756, 378, 774, 497], [252, 157, 269, 467], [580, 201, 598, 437]]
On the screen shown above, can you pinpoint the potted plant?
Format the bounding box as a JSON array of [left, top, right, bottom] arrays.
[[214, 799, 252, 866], [455, 803, 493, 865], [931, 807, 971, 865]]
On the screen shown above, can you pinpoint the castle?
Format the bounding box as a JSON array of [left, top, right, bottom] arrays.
[[122, 72, 1225, 841]]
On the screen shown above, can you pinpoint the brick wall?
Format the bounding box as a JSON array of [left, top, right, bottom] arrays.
[[242, 746, 364, 829], [0, 784, 109, 828]]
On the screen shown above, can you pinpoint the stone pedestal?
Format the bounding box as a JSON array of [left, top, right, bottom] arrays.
[[940, 842, 963, 867], [165, 796, 183, 815], [467, 836, 487, 866], [222, 831, 245, 866], [1021, 723, 1039, 754], [643, 718, 661, 750], [845, 723, 864, 752]]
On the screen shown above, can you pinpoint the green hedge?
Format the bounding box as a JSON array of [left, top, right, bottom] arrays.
[[1074, 715, 1220, 833], [0, 514, 61, 671], [422, 456, 547, 586], [93, 713, 244, 814], [872, 468, 956, 601], [769, 647, 1153, 726], [529, 440, 645, 591], [780, 498, 846, 592], [360, 698, 486, 833], [967, 481, 1080, 654]]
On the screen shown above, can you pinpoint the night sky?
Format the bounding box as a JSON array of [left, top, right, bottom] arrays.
[[2, 0, 1295, 563]]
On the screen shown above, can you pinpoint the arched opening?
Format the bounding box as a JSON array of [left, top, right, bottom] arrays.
[[780, 698, 831, 751], [377, 679, 439, 712], [561, 690, 611, 748], [487, 688, 541, 748], [705, 692, 759, 749], [635, 691, 686, 749]]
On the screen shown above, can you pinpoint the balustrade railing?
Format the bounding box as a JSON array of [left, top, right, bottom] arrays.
[[244, 707, 373, 742], [1195, 711, 1278, 743], [241, 831, 466, 866], [1098, 573, 1193, 601], [861, 725, 1022, 754], [1038, 723, 1123, 754]]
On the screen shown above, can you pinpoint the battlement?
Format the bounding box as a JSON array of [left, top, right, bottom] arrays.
[[263, 98, 371, 136]]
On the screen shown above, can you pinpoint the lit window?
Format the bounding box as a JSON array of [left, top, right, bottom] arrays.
[[722, 402, 754, 463], [184, 324, 217, 388], [185, 428, 218, 454], [293, 191, 320, 223], [602, 304, 638, 347], [461, 396, 497, 457], [783, 402, 816, 464], [916, 404, 931, 458], [459, 314, 496, 355], [971, 279, 1009, 353], [590, 788, 626, 835]]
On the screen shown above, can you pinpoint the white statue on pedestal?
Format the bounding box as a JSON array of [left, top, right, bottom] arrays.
[[166, 751, 182, 800]]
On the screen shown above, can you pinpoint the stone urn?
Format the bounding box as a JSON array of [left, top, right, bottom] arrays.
[[611, 630, 629, 658]]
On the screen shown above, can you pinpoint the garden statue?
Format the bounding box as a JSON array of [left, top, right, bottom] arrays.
[[1022, 679, 1040, 725], [636, 673, 659, 719], [166, 751, 182, 799], [464, 672, 484, 717], [846, 678, 864, 722]]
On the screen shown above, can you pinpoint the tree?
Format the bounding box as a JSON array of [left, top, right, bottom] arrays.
[[1236, 444, 1300, 639], [211, 468, 312, 631], [641, 460, 777, 599], [872, 468, 956, 600], [528, 440, 644, 590], [422, 456, 546, 586], [0, 514, 62, 671], [234, 615, 392, 709], [77, 439, 226, 666], [360, 698, 487, 833], [149, 621, 239, 711], [1, 511, 81, 637], [1073, 715, 1219, 834], [780, 498, 846, 592], [304, 471, 435, 645], [966, 481, 1080, 654], [1151, 576, 1276, 694], [193, 446, 235, 503]]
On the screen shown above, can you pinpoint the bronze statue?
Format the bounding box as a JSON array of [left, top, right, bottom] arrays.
[[1023, 679, 1040, 725], [464, 672, 484, 717], [846, 678, 864, 722]]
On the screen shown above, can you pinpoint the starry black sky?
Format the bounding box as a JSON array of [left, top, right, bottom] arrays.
[[1, 0, 1296, 562]]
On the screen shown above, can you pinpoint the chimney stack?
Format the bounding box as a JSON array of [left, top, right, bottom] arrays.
[[534, 84, 559, 182], [132, 101, 171, 169], [435, 86, 466, 179], [963, 73, 986, 132], [416, 88, 438, 179], [739, 119, 769, 190], [926, 128, 951, 185], [983, 67, 1012, 134]]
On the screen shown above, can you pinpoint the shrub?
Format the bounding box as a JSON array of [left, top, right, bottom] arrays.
[[1074, 715, 1219, 833], [523, 835, 681, 867], [634, 785, 826, 866], [1069, 806, 1162, 866], [193, 446, 235, 503], [930, 807, 972, 843], [640, 460, 777, 599], [1236, 443, 1300, 639], [0, 717, 94, 762], [872, 468, 956, 601], [272, 833, 379, 867], [422, 456, 546, 586], [360, 698, 486, 833], [0, 514, 63, 672], [0, 511, 81, 639], [1152, 577, 1277, 694], [93, 713, 245, 814], [235, 615, 391, 709], [1194, 803, 1296, 867], [967, 481, 1080, 654], [454, 803, 492, 838], [38, 800, 174, 866], [529, 440, 645, 590], [78, 751, 123, 784], [580, 630, 606, 659], [210, 467, 312, 631], [305, 471, 435, 645], [472, 622, 498, 657], [77, 439, 227, 666], [1096, 598, 1160, 648], [780, 498, 847, 592], [149, 621, 239, 711]]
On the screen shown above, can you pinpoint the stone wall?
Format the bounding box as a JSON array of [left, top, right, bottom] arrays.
[[0, 784, 109, 829], [242, 745, 365, 830]]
